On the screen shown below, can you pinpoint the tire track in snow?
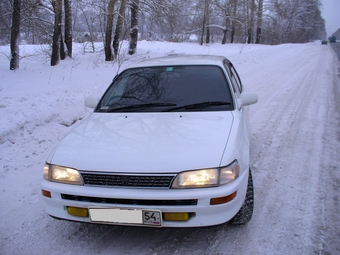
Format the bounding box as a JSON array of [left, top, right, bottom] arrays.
[[199, 43, 339, 255], [244, 44, 339, 254]]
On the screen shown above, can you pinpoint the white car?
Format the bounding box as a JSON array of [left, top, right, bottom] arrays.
[[41, 55, 258, 227]]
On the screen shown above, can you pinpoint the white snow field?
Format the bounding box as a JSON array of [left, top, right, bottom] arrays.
[[0, 41, 339, 255]]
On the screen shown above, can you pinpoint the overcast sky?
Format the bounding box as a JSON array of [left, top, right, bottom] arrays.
[[321, 0, 340, 35]]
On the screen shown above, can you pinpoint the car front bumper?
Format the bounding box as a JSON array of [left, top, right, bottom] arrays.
[[41, 169, 249, 227]]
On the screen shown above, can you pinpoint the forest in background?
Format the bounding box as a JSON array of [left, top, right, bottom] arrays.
[[1, 0, 326, 68]]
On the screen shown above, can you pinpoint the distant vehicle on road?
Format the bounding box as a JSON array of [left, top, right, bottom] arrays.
[[321, 40, 328, 45], [329, 36, 336, 43]]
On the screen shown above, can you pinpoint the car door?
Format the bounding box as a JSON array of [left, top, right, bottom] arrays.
[[223, 60, 250, 169]]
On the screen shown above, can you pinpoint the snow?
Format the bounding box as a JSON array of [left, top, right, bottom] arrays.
[[1, 41, 340, 254]]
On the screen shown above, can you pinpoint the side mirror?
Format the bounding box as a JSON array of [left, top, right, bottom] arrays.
[[84, 96, 99, 109], [239, 92, 258, 109]]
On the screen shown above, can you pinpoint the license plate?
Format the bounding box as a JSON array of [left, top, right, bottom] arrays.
[[89, 208, 162, 226]]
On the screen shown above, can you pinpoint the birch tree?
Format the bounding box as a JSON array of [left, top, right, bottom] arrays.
[[105, 0, 116, 61], [247, 0, 255, 44], [113, 0, 127, 58], [0, 0, 328, 52], [255, 0, 263, 43], [266, 0, 324, 44], [64, 0, 72, 57], [215, 0, 232, 44], [200, 0, 210, 45], [129, 0, 140, 55], [51, 0, 62, 66], [10, 0, 21, 70], [230, 0, 238, 43]]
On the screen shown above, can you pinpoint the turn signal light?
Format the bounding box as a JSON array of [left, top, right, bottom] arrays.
[[210, 191, 237, 205], [163, 212, 189, 221], [41, 190, 51, 198], [67, 207, 89, 217]]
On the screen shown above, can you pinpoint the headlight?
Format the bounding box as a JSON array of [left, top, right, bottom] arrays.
[[171, 161, 239, 189], [172, 169, 219, 188], [43, 163, 83, 185], [219, 160, 240, 185]]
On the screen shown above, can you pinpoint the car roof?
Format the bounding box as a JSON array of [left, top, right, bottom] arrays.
[[129, 54, 229, 69]]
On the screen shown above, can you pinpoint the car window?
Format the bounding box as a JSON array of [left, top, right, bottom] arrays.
[[223, 61, 236, 93], [97, 65, 234, 112], [230, 65, 243, 93]]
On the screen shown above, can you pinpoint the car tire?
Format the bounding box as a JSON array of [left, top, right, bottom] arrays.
[[230, 168, 254, 225]]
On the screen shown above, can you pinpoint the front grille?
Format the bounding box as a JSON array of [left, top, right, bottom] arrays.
[[61, 194, 197, 206], [81, 173, 175, 188]]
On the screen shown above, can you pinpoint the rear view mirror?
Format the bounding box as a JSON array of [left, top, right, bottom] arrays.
[[84, 96, 99, 109], [239, 92, 258, 109]]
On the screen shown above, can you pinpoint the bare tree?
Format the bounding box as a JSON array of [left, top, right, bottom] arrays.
[[19, 1, 54, 45], [113, 0, 127, 58], [205, 0, 211, 44], [51, 0, 62, 66], [0, 2, 12, 45], [10, 0, 21, 70], [129, 0, 139, 55], [64, 0, 72, 57], [215, 0, 232, 44], [200, 0, 210, 45], [75, 0, 96, 52], [247, 0, 255, 44], [60, 31, 66, 60], [255, 0, 263, 43], [265, 0, 325, 44], [105, 0, 116, 61], [230, 0, 238, 43], [140, 0, 189, 42], [2, 0, 328, 53]]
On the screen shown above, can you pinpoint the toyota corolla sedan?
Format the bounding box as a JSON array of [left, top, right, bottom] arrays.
[[41, 55, 258, 227]]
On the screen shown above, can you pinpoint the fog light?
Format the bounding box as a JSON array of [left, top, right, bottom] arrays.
[[210, 191, 237, 205], [67, 207, 89, 217], [163, 212, 189, 221], [42, 189, 51, 198]]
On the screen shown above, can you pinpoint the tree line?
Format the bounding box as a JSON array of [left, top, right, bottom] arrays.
[[1, 0, 326, 70]]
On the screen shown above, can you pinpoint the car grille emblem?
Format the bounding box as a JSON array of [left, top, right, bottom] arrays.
[[121, 177, 129, 185]]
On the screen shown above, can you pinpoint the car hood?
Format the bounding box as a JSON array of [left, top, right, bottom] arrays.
[[49, 112, 234, 173]]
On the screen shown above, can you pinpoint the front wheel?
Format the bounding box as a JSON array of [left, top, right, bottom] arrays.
[[230, 168, 254, 225]]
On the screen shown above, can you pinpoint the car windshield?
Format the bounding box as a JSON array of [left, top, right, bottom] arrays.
[[96, 65, 234, 112]]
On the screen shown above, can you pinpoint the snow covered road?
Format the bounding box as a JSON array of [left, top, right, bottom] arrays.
[[0, 42, 339, 254]]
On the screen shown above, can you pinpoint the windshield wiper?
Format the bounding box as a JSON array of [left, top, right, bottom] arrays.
[[165, 101, 231, 112], [106, 103, 177, 112]]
